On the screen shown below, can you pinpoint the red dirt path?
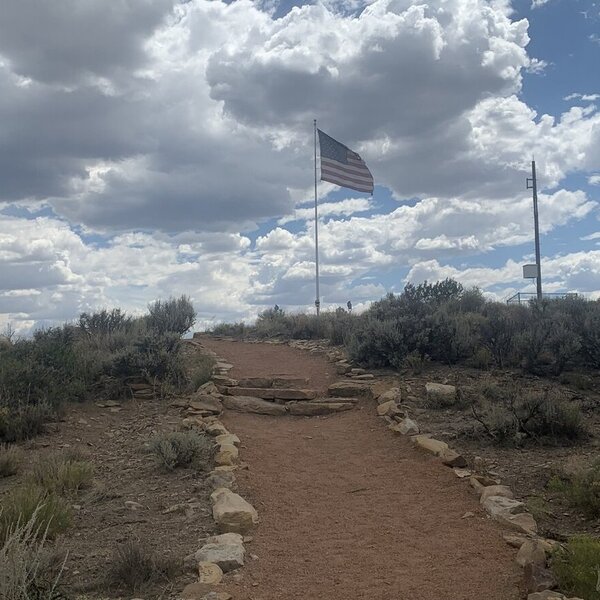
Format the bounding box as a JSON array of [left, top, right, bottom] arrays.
[[203, 338, 523, 600]]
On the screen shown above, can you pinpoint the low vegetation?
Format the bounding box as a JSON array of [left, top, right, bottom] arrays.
[[469, 384, 584, 445], [552, 536, 600, 600], [549, 462, 600, 519], [213, 280, 600, 379], [148, 431, 215, 471], [29, 452, 94, 496], [0, 445, 22, 478], [0, 510, 66, 600], [0, 485, 72, 541], [0, 295, 196, 442], [107, 540, 179, 592]]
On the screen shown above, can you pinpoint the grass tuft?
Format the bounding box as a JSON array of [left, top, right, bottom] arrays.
[[0, 444, 22, 478], [148, 431, 214, 471], [29, 451, 94, 496], [552, 535, 600, 600]]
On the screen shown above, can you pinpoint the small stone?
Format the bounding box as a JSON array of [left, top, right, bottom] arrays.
[[377, 387, 402, 404], [198, 381, 222, 395], [206, 423, 229, 437], [206, 470, 236, 490], [124, 501, 144, 511], [480, 485, 515, 504], [216, 433, 241, 447], [201, 593, 232, 600], [439, 448, 468, 468], [482, 496, 525, 518], [411, 435, 449, 456], [198, 561, 223, 584], [195, 541, 245, 572], [389, 417, 420, 436], [499, 512, 538, 535], [376, 400, 401, 417], [462, 511, 475, 519], [425, 382, 456, 403], [211, 488, 259, 534], [454, 468, 471, 478], [215, 444, 238, 466], [516, 540, 548, 568], [503, 534, 529, 549], [524, 563, 558, 594]]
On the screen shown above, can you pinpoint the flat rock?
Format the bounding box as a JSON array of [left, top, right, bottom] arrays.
[[198, 381, 222, 395], [206, 470, 236, 490], [377, 400, 401, 417], [223, 396, 287, 416], [516, 539, 548, 568], [211, 377, 237, 388], [205, 423, 229, 437], [189, 395, 223, 416], [351, 374, 375, 380], [411, 435, 449, 456], [195, 541, 245, 573], [524, 563, 558, 594], [231, 387, 317, 401], [328, 381, 373, 399], [211, 488, 259, 534], [482, 496, 525, 518], [377, 388, 402, 404], [181, 416, 206, 430], [215, 444, 238, 466], [504, 534, 529, 548], [528, 592, 580, 600], [389, 418, 420, 436], [312, 396, 359, 404], [237, 377, 273, 388], [272, 375, 310, 388], [480, 485, 514, 503], [288, 402, 353, 416], [198, 561, 223, 584], [498, 512, 538, 535], [216, 433, 241, 447], [439, 448, 467, 468], [425, 382, 456, 402]]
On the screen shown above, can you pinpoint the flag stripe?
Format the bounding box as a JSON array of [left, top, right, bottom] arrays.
[[321, 173, 374, 193], [321, 166, 374, 186], [321, 158, 372, 178]]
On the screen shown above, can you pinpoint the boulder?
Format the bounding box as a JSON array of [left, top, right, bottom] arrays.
[[215, 444, 238, 466], [181, 416, 206, 430], [480, 485, 514, 504], [411, 435, 449, 456], [516, 540, 548, 568], [335, 361, 352, 374], [211, 488, 259, 534], [211, 377, 238, 388], [389, 418, 420, 436], [215, 433, 241, 447], [237, 377, 273, 388], [377, 400, 401, 417], [327, 381, 373, 399], [469, 476, 485, 496], [482, 496, 526, 518], [439, 448, 468, 468], [503, 534, 529, 549], [425, 382, 456, 404], [377, 388, 402, 404], [288, 402, 354, 416], [222, 396, 288, 416]]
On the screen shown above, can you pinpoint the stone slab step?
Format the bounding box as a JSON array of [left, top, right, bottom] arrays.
[[327, 381, 373, 399], [288, 402, 354, 416], [226, 387, 317, 401], [223, 396, 287, 416]]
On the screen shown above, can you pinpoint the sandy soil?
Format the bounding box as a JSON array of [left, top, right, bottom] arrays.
[[203, 338, 523, 600]]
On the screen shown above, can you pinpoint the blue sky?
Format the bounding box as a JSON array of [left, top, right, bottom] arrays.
[[0, 0, 599, 332]]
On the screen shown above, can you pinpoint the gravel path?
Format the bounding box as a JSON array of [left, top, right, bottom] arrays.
[[204, 339, 523, 600]]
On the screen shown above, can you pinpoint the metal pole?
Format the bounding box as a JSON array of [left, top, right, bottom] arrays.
[[530, 160, 543, 301], [314, 119, 320, 316]]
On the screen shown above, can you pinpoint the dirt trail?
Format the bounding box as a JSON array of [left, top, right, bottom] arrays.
[[204, 339, 523, 600]]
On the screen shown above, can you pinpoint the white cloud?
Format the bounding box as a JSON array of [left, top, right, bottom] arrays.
[[531, 0, 551, 8], [565, 93, 600, 102], [589, 174, 600, 185], [277, 198, 373, 225]]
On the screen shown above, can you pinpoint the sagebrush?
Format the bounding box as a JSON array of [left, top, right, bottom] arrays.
[[148, 431, 214, 471]]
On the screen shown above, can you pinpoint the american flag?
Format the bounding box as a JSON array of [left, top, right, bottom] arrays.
[[318, 129, 374, 194]]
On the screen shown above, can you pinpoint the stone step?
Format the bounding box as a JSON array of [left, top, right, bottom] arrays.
[[226, 387, 317, 401], [235, 375, 310, 389], [327, 381, 373, 399], [288, 402, 354, 416]]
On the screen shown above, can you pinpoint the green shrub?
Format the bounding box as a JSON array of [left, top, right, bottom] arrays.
[[552, 535, 600, 600], [470, 347, 493, 370], [148, 431, 214, 471], [211, 322, 247, 337], [549, 462, 600, 518], [0, 485, 71, 541], [146, 296, 196, 336], [79, 308, 133, 336], [401, 350, 430, 374], [0, 508, 66, 600], [0, 445, 22, 478], [29, 452, 94, 495], [0, 404, 54, 443], [107, 540, 179, 591], [471, 386, 584, 444]]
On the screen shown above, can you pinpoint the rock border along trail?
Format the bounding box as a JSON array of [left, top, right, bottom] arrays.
[[201, 337, 523, 600]]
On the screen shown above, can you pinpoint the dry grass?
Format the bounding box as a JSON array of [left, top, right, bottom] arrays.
[[0, 444, 22, 478], [28, 451, 94, 495], [148, 431, 214, 471]]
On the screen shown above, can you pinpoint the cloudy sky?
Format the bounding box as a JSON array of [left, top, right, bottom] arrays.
[[1, 0, 599, 333]]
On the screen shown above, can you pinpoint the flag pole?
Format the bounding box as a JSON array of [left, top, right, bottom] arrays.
[[314, 119, 320, 317]]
